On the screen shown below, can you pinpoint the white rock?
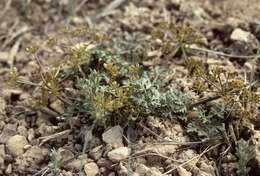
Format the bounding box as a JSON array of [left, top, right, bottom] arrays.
[[7, 135, 28, 156], [84, 162, 99, 176], [230, 28, 254, 43], [117, 163, 128, 175], [5, 163, 12, 174], [177, 166, 192, 176], [102, 126, 123, 148], [28, 128, 35, 142], [89, 145, 103, 161], [107, 147, 129, 162]]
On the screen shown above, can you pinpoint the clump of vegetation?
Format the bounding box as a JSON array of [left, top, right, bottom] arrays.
[[152, 22, 205, 59], [9, 26, 193, 128], [151, 22, 259, 144], [48, 149, 63, 175], [8, 24, 259, 173], [235, 139, 256, 176], [184, 57, 259, 142]]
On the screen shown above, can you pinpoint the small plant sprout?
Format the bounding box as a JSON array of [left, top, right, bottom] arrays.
[[235, 139, 256, 176]]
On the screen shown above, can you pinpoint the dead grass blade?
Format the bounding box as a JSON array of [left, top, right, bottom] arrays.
[[98, 0, 126, 18], [0, 0, 12, 19]]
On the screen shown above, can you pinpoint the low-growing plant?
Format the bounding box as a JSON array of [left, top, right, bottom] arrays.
[[8, 25, 260, 175], [184, 57, 259, 143], [48, 148, 63, 175], [235, 139, 256, 176]]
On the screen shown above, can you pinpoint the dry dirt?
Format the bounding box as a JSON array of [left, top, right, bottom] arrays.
[[0, 0, 260, 176]]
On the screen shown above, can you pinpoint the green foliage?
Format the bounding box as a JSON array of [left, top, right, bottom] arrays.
[[235, 139, 256, 176], [185, 57, 260, 120], [68, 46, 191, 126], [131, 73, 190, 119], [186, 107, 225, 142], [8, 26, 259, 148], [183, 57, 259, 144], [48, 148, 63, 175], [149, 21, 260, 143]]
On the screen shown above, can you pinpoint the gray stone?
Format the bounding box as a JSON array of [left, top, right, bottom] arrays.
[[0, 124, 16, 144], [7, 135, 28, 156], [24, 146, 49, 164], [97, 158, 113, 169], [107, 147, 129, 162], [57, 148, 74, 160], [84, 162, 99, 176], [89, 145, 103, 161], [15, 146, 50, 173], [102, 126, 123, 148]]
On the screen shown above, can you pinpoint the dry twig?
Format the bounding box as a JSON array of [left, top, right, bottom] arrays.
[[162, 143, 222, 175], [39, 129, 71, 146]]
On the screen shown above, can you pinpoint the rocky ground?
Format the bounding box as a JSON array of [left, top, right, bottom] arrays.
[[0, 0, 260, 176]]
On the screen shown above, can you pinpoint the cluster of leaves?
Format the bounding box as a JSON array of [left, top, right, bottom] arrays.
[[151, 22, 259, 144], [9, 26, 259, 149], [64, 47, 191, 127], [235, 139, 256, 176], [8, 25, 259, 174], [9, 27, 110, 107], [9, 26, 192, 128], [186, 103, 227, 142], [152, 22, 205, 59], [186, 58, 259, 119], [180, 57, 259, 143], [48, 148, 63, 175]]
